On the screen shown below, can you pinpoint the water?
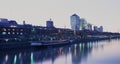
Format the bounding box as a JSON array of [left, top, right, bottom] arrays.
[[0, 39, 120, 64]]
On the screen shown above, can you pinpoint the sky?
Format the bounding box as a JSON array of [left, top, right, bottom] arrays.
[[0, 0, 120, 32]]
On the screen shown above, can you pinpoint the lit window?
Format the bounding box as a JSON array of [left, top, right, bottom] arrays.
[[12, 29, 15, 31], [20, 33, 23, 35], [10, 25, 16, 27], [3, 28, 6, 31], [12, 32, 15, 34], [32, 28, 35, 32], [8, 32, 10, 34], [39, 28, 42, 29], [17, 32, 19, 34], [44, 28, 47, 30], [2, 32, 6, 35]]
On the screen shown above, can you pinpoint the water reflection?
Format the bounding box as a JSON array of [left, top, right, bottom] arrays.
[[0, 39, 120, 64], [71, 43, 93, 64]]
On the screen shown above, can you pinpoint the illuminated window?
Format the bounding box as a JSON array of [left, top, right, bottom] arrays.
[[12, 32, 15, 34], [2, 32, 6, 35], [3, 28, 6, 31], [8, 32, 10, 34], [32, 28, 35, 32], [17, 32, 19, 34], [20, 33, 23, 35], [39, 28, 42, 29], [44, 28, 47, 30], [10, 25, 16, 27], [12, 29, 15, 31]]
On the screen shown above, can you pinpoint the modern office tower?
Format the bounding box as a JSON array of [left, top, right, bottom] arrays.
[[23, 21, 26, 25], [99, 26, 103, 32], [80, 18, 87, 30], [94, 26, 98, 31], [87, 23, 92, 31], [46, 19, 54, 28], [70, 14, 81, 30]]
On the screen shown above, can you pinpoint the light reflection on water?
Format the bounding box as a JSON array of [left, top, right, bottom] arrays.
[[0, 39, 120, 64]]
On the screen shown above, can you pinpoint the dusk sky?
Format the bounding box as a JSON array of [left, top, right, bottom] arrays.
[[0, 0, 120, 32]]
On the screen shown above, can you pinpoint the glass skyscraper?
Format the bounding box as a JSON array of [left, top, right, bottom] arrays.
[[70, 14, 81, 30], [80, 18, 87, 30]]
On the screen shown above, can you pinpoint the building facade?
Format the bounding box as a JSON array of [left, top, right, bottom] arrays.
[[70, 14, 81, 30], [87, 23, 92, 31], [80, 18, 87, 30], [99, 26, 103, 32], [94, 26, 103, 32], [46, 19, 54, 28]]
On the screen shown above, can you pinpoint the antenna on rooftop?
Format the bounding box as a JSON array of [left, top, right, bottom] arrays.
[[50, 18, 52, 21], [23, 20, 26, 25]]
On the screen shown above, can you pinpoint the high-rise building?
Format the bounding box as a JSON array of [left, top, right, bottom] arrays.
[[94, 26, 98, 31], [23, 21, 26, 25], [80, 18, 87, 30], [99, 26, 103, 32], [46, 19, 54, 28], [70, 14, 81, 30], [87, 23, 92, 31]]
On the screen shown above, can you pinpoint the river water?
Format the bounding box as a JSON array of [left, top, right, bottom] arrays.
[[0, 39, 120, 64]]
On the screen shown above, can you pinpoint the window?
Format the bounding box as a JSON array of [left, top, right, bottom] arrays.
[[20, 33, 23, 35], [2, 32, 6, 35], [8, 32, 10, 35], [17, 32, 19, 35], [3, 28, 6, 31], [12, 29, 15, 31], [12, 32, 15, 34]]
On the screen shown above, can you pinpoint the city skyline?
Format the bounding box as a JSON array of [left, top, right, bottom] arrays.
[[0, 0, 120, 32]]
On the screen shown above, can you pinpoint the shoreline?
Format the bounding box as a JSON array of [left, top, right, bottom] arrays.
[[0, 35, 120, 49]]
